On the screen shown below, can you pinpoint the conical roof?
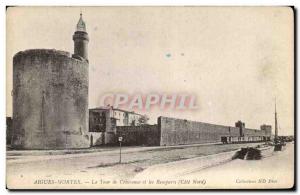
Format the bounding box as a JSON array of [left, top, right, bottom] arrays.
[[76, 13, 86, 32]]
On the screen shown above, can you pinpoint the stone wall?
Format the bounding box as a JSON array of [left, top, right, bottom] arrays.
[[116, 125, 160, 146], [244, 128, 265, 137], [158, 116, 270, 146], [159, 116, 235, 146], [109, 116, 271, 147], [12, 49, 89, 149]]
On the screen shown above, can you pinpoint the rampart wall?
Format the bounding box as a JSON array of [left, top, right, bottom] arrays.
[[116, 125, 160, 146], [158, 116, 270, 146]]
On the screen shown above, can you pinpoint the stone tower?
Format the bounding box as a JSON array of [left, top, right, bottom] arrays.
[[11, 14, 89, 149], [73, 13, 89, 61]]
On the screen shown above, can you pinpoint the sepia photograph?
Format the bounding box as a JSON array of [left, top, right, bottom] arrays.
[[5, 6, 295, 190]]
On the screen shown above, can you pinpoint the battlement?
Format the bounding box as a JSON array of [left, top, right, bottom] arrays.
[[73, 31, 89, 41], [13, 49, 71, 60]]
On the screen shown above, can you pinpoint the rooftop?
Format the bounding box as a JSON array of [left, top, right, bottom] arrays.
[[89, 106, 143, 116]]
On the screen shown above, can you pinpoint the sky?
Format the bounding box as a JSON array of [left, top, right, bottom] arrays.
[[6, 6, 294, 135]]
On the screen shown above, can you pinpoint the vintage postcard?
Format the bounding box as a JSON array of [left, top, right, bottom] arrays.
[[6, 6, 294, 190]]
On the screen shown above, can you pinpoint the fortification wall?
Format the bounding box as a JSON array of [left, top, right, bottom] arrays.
[[12, 49, 89, 149], [158, 116, 234, 146], [90, 116, 270, 147], [244, 128, 265, 137], [116, 125, 160, 146], [158, 116, 269, 146]]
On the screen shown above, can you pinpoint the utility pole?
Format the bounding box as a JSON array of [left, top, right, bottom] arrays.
[[64, 128, 67, 148], [118, 136, 123, 163], [275, 98, 278, 143], [41, 90, 45, 148]]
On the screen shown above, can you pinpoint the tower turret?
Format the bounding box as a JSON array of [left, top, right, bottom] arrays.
[[73, 13, 89, 62]]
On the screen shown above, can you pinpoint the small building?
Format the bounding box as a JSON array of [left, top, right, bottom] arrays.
[[89, 106, 144, 146]]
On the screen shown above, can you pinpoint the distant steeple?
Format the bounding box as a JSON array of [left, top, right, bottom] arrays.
[[76, 12, 86, 32]]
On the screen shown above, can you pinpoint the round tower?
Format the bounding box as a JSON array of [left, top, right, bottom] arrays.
[[73, 13, 89, 62], [11, 14, 90, 149], [12, 49, 89, 149]]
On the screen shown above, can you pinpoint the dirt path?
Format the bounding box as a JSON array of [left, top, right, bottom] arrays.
[[7, 142, 265, 189]]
